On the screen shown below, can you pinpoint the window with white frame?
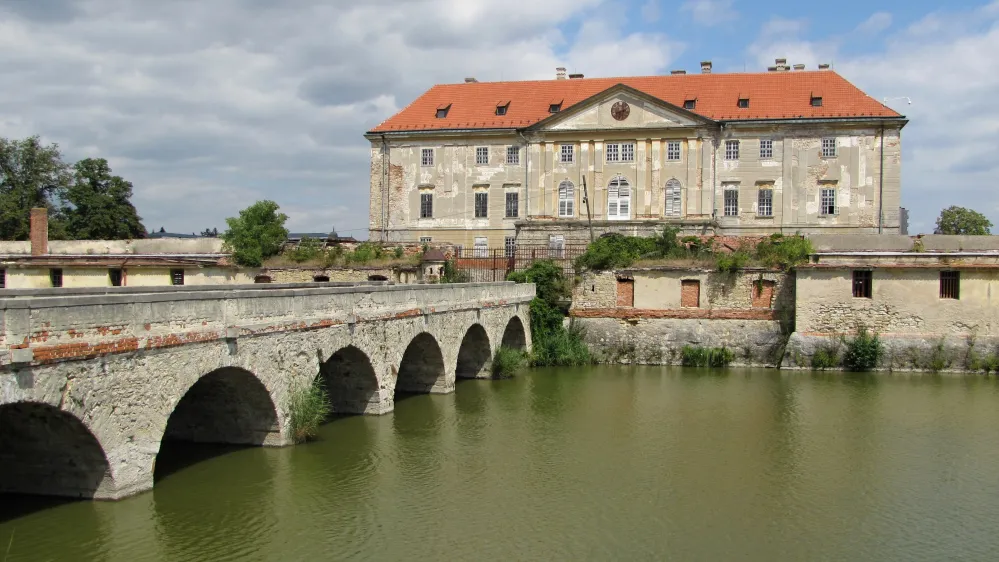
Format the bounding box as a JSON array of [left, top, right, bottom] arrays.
[[473, 237, 488, 257], [760, 139, 773, 160], [474, 191, 488, 218], [664, 178, 682, 217], [560, 144, 574, 163], [419, 236, 432, 244], [757, 187, 773, 217], [723, 185, 739, 216], [667, 141, 681, 161], [606, 143, 619, 162], [621, 143, 635, 162], [475, 146, 488, 165], [506, 145, 520, 165], [558, 180, 575, 217], [421, 148, 434, 166], [505, 192, 519, 218], [820, 187, 837, 215], [725, 140, 739, 160], [821, 137, 837, 158], [420, 193, 433, 218], [607, 175, 631, 220], [505, 236, 516, 258], [549, 234, 565, 258]]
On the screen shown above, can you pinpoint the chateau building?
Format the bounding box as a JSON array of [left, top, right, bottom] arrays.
[[366, 60, 906, 250]]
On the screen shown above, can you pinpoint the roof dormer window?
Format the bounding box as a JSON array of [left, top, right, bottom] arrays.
[[810, 96, 823, 107], [549, 102, 562, 113], [435, 103, 451, 118], [496, 101, 510, 116], [738, 97, 749, 108], [683, 99, 696, 110]]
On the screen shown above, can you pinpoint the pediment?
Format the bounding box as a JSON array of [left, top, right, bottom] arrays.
[[534, 86, 709, 132]]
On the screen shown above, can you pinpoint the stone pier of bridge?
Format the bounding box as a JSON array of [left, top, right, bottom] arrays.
[[0, 281, 533, 500]]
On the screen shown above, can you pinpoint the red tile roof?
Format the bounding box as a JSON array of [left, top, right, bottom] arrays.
[[369, 71, 903, 133]]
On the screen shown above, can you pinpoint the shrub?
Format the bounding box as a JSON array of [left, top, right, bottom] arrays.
[[574, 233, 655, 271], [926, 339, 949, 373], [287, 236, 323, 263], [715, 251, 751, 273], [530, 319, 592, 367], [842, 327, 883, 372], [439, 258, 469, 283], [346, 242, 382, 264], [288, 379, 331, 444], [506, 260, 570, 304], [755, 234, 814, 270], [393, 246, 405, 259], [491, 346, 528, 378], [811, 344, 840, 370], [680, 345, 734, 367], [507, 262, 591, 367]]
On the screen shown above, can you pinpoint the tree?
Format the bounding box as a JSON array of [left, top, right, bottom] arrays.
[[63, 158, 146, 239], [935, 206, 993, 235], [200, 227, 219, 237], [0, 136, 71, 240], [221, 200, 289, 267]]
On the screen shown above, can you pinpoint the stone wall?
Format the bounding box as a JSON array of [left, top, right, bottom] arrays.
[[263, 267, 397, 284]]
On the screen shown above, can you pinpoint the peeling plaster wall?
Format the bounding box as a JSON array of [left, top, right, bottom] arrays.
[[1, 267, 255, 289]]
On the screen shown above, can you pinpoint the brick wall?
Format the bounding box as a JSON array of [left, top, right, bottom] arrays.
[[752, 280, 776, 308], [616, 278, 634, 307], [680, 279, 700, 307]]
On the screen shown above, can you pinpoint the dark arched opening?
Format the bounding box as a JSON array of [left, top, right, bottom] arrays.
[[0, 402, 111, 501], [456, 324, 492, 379], [254, 275, 272, 283], [367, 274, 388, 282], [155, 367, 278, 482], [396, 333, 446, 397], [501, 316, 528, 350], [319, 346, 379, 415], [313, 275, 330, 282]]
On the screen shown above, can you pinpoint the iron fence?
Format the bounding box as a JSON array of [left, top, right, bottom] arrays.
[[450, 245, 588, 282]]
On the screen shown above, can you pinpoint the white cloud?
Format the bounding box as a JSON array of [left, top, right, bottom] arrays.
[[856, 12, 893, 34], [0, 0, 680, 236], [641, 0, 661, 23], [680, 0, 737, 27]]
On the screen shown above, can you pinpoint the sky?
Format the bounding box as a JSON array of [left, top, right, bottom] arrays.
[[1, 0, 997, 237]]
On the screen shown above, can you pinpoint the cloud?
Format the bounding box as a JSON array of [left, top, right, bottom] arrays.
[[641, 0, 661, 23], [0, 0, 680, 236], [856, 12, 892, 34], [680, 0, 737, 26]]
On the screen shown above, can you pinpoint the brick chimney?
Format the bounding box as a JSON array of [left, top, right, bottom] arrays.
[[556, 67, 567, 80], [30, 207, 48, 256], [700, 61, 712, 74]]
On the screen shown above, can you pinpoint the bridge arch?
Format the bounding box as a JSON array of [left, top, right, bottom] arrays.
[[0, 401, 113, 498], [319, 345, 380, 415], [395, 332, 446, 396], [501, 316, 528, 350], [456, 323, 492, 379]]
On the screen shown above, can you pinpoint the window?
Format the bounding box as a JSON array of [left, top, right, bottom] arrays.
[[505, 192, 519, 218], [757, 188, 773, 217], [435, 108, 449, 118], [549, 234, 565, 258], [821, 137, 837, 158], [254, 275, 272, 284], [506, 145, 520, 165], [109, 268, 123, 287], [738, 98, 749, 108], [560, 144, 574, 163], [421, 148, 434, 166], [549, 103, 561, 113], [820, 187, 836, 215], [313, 275, 330, 282], [604, 142, 634, 162], [606, 143, 619, 162], [171, 269, 185, 286], [475, 146, 488, 165], [505, 236, 516, 258], [852, 270, 872, 299], [684, 99, 696, 110], [760, 139, 773, 160], [681, 280, 700, 308], [664, 179, 682, 217], [419, 236, 432, 244], [420, 193, 433, 218], [558, 180, 575, 217], [607, 175, 631, 220], [474, 192, 488, 218], [723, 186, 739, 216], [667, 141, 681, 161], [621, 143, 634, 162], [752, 280, 776, 308], [811, 96, 823, 107], [496, 103, 509, 116], [940, 271, 960, 299], [0, 269, 5, 289], [725, 140, 740, 160], [50, 268, 63, 288], [473, 237, 488, 257]]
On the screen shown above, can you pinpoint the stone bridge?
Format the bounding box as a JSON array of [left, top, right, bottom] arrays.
[[0, 281, 533, 500]]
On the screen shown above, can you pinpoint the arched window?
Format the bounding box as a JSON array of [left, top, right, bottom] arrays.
[[558, 180, 575, 217], [665, 179, 682, 217], [607, 175, 630, 220]]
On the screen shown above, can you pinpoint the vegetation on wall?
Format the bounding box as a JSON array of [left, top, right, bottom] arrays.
[[680, 345, 735, 367], [507, 260, 591, 366], [842, 327, 884, 372], [491, 346, 528, 378], [288, 379, 332, 443], [439, 258, 470, 283], [934, 206, 993, 235], [222, 200, 290, 267]]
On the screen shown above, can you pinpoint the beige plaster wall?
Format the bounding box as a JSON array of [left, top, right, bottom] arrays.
[[1, 267, 253, 288]]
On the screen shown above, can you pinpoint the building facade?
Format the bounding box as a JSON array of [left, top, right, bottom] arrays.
[[367, 61, 906, 250]]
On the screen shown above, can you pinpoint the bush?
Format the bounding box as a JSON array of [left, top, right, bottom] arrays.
[[811, 344, 840, 370], [506, 260, 570, 304], [346, 242, 382, 265], [715, 251, 751, 273], [439, 258, 469, 283], [288, 379, 331, 444], [507, 262, 591, 367], [393, 246, 404, 259], [530, 319, 592, 367], [926, 339, 949, 373], [221, 200, 289, 267], [574, 233, 655, 271], [680, 345, 734, 367], [842, 327, 883, 372], [287, 236, 323, 263], [491, 346, 528, 378], [755, 234, 814, 270]]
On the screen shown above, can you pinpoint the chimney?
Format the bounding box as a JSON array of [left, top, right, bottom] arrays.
[[30, 207, 48, 256], [818, 63, 830, 70], [670, 69, 686, 75], [767, 66, 778, 72], [556, 67, 567, 80], [464, 77, 478, 83], [774, 58, 788, 71], [700, 61, 712, 74], [793, 64, 805, 71], [568, 73, 584, 79]]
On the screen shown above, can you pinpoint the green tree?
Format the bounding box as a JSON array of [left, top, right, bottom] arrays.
[[934, 206, 993, 235], [222, 200, 289, 266], [63, 158, 145, 239], [0, 136, 71, 240]]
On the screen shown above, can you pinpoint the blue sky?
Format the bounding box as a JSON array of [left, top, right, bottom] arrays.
[[1, 0, 997, 236]]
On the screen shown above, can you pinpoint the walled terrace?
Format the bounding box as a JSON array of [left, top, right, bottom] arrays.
[[0, 281, 533, 500]]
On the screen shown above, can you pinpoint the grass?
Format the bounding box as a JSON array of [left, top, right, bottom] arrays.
[[288, 379, 332, 444], [530, 321, 593, 367], [491, 346, 528, 378], [680, 345, 735, 367]]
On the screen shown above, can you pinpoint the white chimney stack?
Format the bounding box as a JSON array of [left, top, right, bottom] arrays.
[[556, 67, 567, 80], [700, 61, 712, 74]]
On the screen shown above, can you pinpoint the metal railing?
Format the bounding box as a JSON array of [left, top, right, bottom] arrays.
[[451, 245, 588, 282]]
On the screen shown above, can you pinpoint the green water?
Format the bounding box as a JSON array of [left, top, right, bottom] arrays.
[[3, 367, 999, 561]]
